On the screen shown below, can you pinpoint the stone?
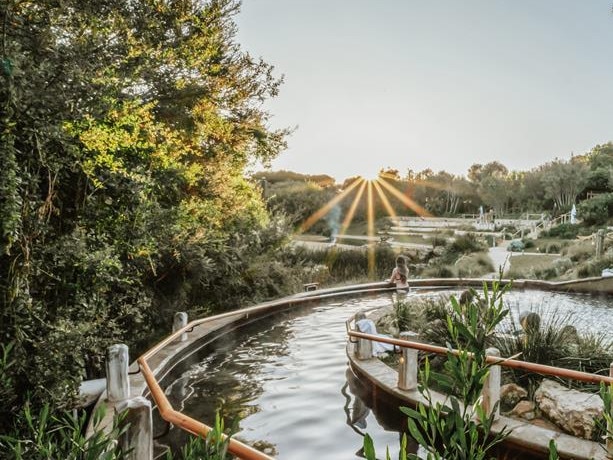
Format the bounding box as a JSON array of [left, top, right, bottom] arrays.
[[508, 400, 536, 421], [500, 383, 528, 408], [534, 379, 604, 439]]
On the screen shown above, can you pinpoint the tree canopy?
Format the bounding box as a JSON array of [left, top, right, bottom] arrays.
[[0, 0, 298, 426]]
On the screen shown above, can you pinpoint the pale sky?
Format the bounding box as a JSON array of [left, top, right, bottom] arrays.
[[236, 1, 613, 182]]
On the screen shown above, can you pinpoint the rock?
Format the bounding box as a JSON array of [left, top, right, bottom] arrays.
[[534, 379, 604, 439], [376, 312, 399, 336], [500, 383, 528, 408], [508, 400, 536, 421]]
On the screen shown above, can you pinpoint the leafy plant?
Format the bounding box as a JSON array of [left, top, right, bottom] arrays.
[[365, 281, 512, 459], [169, 412, 235, 460], [0, 404, 127, 460]]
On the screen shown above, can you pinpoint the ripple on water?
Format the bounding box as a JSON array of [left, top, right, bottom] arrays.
[[160, 290, 613, 459]]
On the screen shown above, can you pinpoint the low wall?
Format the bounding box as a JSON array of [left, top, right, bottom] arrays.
[[90, 276, 613, 458]]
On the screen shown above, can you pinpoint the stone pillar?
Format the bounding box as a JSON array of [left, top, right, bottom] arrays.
[[607, 363, 613, 458], [596, 229, 606, 259], [481, 348, 501, 421], [398, 331, 419, 391], [356, 336, 372, 360], [116, 397, 153, 460], [173, 312, 188, 342], [106, 344, 129, 402]]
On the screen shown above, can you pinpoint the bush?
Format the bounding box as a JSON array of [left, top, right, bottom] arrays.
[[563, 241, 594, 263], [0, 404, 127, 459], [577, 193, 613, 226], [541, 223, 580, 239], [507, 240, 525, 252]]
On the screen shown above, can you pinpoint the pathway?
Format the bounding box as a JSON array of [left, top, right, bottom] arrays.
[[486, 243, 511, 278]]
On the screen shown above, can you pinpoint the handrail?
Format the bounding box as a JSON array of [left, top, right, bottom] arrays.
[[137, 358, 273, 460], [347, 327, 613, 385], [137, 283, 401, 460]]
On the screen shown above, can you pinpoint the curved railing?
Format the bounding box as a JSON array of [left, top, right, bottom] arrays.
[[136, 282, 399, 459], [133, 279, 613, 458], [346, 313, 613, 458]]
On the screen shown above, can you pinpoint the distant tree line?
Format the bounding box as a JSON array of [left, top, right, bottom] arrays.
[[260, 143, 613, 231]]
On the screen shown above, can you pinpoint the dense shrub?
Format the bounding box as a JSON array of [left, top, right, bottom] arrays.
[[577, 193, 613, 225], [288, 245, 398, 283], [541, 223, 580, 239], [507, 240, 525, 252]]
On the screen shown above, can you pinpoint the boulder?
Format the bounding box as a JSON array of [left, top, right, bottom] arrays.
[[509, 400, 536, 421], [534, 379, 604, 439], [500, 383, 528, 408]]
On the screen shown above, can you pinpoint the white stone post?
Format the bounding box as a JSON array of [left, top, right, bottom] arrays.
[[116, 397, 153, 460], [173, 312, 188, 342], [481, 347, 501, 421], [106, 344, 129, 402], [356, 336, 372, 360], [608, 362, 613, 458], [398, 331, 419, 391]]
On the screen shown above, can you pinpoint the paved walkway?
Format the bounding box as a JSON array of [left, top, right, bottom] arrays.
[[486, 243, 511, 278]]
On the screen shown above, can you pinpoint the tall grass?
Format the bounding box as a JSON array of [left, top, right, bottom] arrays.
[[492, 306, 613, 394]]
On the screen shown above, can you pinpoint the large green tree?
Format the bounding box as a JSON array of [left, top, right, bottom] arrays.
[[0, 0, 292, 426]]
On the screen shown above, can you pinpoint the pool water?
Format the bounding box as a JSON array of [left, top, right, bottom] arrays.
[[157, 289, 613, 459], [159, 294, 411, 459]]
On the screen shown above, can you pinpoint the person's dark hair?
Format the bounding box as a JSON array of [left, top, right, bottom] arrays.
[[396, 255, 407, 266]]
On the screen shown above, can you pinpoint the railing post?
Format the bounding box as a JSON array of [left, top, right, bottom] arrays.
[[481, 348, 501, 421], [116, 396, 153, 460], [173, 312, 188, 342], [356, 335, 372, 360], [596, 229, 605, 259], [398, 331, 419, 391], [608, 362, 613, 458], [106, 344, 130, 402]]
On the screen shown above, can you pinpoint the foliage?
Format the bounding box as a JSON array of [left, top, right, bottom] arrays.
[[541, 223, 580, 239], [0, 404, 127, 460], [168, 412, 234, 460], [492, 306, 613, 394], [577, 193, 613, 225], [365, 282, 512, 459], [0, 0, 301, 431], [507, 240, 525, 252], [288, 245, 399, 283], [405, 282, 511, 459], [540, 159, 589, 210], [440, 233, 488, 264]]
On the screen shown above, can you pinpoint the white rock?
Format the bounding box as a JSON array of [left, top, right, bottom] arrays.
[[534, 379, 604, 439]]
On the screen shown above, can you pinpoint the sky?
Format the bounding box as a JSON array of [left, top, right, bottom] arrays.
[[236, 1, 613, 182]]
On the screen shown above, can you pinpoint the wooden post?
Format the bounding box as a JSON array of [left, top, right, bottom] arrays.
[[482, 348, 501, 421], [173, 312, 188, 342], [608, 362, 613, 458], [398, 332, 419, 391], [116, 396, 153, 460], [106, 344, 129, 402], [596, 229, 606, 259]]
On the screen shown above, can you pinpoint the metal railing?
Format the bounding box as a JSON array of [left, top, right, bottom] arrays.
[[346, 314, 613, 456], [137, 313, 276, 460], [136, 283, 401, 460], [347, 327, 613, 385]]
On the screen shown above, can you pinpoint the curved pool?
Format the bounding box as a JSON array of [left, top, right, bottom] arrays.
[[156, 288, 613, 459]]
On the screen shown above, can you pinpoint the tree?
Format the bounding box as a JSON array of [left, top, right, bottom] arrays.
[[0, 0, 290, 424], [541, 159, 589, 211]]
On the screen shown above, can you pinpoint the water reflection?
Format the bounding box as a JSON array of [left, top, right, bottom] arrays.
[[157, 290, 613, 459]]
